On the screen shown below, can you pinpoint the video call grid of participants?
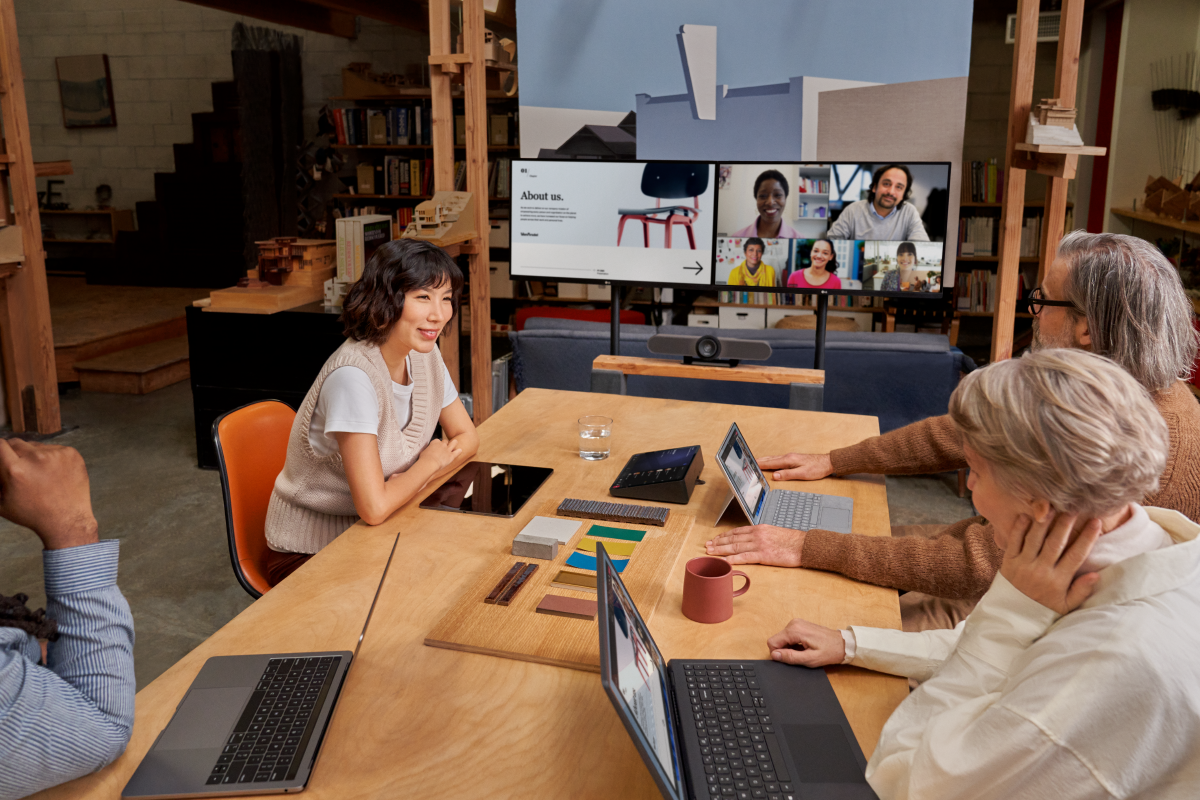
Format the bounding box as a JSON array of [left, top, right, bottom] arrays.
[[714, 162, 949, 294]]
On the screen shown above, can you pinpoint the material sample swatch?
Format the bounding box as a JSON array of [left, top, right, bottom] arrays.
[[519, 516, 584, 545], [565, 551, 628, 573], [576, 538, 637, 557], [550, 570, 598, 593], [535, 594, 598, 621], [586, 524, 646, 542]]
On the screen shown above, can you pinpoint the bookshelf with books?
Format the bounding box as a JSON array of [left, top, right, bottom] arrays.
[[955, 162, 1074, 316], [327, 94, 519, 220]]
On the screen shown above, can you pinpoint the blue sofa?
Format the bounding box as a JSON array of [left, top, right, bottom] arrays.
[[509, 318, 975, 433]]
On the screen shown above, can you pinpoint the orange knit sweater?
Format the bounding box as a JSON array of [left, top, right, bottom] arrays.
[[801, 380, 1200, 599]]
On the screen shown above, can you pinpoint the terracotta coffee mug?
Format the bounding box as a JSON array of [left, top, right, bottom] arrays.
[[682, 557, 750, 624]]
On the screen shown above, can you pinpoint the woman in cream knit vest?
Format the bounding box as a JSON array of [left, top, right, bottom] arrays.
[[264, 239, 479, 585]]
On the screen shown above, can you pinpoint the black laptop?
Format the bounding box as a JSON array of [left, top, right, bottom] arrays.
[[596, 542, 878, 800]]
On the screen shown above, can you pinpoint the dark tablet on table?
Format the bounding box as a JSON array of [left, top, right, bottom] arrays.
[[419, 461, 553, 518]]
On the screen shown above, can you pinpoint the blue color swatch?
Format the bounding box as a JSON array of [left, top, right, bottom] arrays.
[[566, 551, 629, 573]]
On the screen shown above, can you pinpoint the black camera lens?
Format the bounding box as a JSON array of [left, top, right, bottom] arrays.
[[695, 335, 720, 360]]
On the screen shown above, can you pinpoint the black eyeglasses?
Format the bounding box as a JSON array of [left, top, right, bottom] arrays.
[[1027, 286, 1076, 315]]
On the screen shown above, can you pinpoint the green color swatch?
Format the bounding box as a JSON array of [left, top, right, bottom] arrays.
[[586, 524, 646, 542]]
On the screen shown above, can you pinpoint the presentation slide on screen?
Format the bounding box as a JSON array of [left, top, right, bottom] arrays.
[[510, 160, 716, 285]]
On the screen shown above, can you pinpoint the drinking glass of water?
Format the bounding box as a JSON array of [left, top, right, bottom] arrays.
[[578, 416, 612, 460]]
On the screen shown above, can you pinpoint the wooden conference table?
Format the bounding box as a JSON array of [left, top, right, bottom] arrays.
[[36, 389, 907, 799]]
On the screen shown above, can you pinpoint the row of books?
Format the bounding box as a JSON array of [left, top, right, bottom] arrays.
[[953, 270, 1031, 312], [962, 158, 1004, 204], [334, 214, 392, 282], [331, 106, 431, 146], [454, 113, 520, 147], [1017, 214, 1044, 258], [955, 270, 998, 312], [959, 216, 996, 256], [354, 158, 433, 197], [959, 209, 1075, 258], [349, 158, 512, 198], [488, 158, 512, 199], [796, 177, 829, 194]]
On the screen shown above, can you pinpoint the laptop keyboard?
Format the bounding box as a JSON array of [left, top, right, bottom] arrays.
[[773, 491, 818, 531], [681, 663, 797, 800], [206, 656, 342, 786]]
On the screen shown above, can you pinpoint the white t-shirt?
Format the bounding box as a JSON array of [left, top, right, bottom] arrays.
[[308, 357, 459, 457]]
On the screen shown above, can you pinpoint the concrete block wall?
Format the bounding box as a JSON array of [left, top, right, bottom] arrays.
[[15, 0, 428, 213]]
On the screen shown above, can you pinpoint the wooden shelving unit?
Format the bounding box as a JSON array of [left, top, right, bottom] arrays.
[[1111, 207, 1200, 236], [989, 0, 1094, 361]]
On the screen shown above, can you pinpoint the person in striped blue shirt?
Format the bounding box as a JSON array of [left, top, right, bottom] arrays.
[[0, 439, 135, 799]]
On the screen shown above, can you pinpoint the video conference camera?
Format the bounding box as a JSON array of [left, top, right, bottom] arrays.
[[647, 334, 772, 368]]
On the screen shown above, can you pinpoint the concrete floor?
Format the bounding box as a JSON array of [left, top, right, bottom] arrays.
[[0, 384, 976, 690], [0, 382, 253, 689]]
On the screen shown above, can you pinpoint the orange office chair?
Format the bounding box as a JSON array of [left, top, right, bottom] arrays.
[[213, 400, 296, 598]]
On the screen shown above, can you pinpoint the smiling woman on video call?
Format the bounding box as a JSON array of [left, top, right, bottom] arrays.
[[263, 239, 479, 585], [787, 238, 842, 290], [731, 169, 802, 239], [881, 241, 925, 292]]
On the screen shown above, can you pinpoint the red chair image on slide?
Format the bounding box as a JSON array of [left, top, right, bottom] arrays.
[[616, 162, 709, 249]]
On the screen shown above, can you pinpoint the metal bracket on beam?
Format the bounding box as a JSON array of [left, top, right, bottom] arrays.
[[591, 369, 627, 396], [788, 382, 824, 412]]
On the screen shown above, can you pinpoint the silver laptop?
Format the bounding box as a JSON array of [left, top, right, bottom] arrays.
[[596, 542, 877, 800], [716, 423, 854, 534], [123, 535, 400, 798]]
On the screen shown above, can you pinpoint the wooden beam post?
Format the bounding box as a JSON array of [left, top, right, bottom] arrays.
[[462, 0, 492, 423], [990, 0, 1041, 363], [1036, 0, 1086, 286], [428, 0, 459, 387], [0, 0, 59, 433]]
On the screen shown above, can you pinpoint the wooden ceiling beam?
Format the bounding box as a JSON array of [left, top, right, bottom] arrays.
[[181, 0, 357, 39]]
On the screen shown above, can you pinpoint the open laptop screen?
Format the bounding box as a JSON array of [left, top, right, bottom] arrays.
[[598, 545, 683, 798], [718, 423, 770, 524]]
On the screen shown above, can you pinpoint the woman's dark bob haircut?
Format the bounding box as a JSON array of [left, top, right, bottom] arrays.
[[341, 238, 464, 345]]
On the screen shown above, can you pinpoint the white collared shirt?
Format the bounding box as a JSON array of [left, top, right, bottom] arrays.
[[847, 506, 1200, 799]]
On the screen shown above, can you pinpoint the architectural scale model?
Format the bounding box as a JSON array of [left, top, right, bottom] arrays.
[[401, 191, 477, 246]]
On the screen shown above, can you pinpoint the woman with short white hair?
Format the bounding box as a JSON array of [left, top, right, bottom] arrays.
[[766, 348, 1200, 799]]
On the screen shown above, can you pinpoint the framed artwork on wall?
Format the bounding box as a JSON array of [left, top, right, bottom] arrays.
[[55, 54, 116, 128]]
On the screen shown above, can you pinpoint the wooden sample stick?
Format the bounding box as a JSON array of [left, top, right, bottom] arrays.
[[484, 562, 525, 604], [496, 563, 538, 606]]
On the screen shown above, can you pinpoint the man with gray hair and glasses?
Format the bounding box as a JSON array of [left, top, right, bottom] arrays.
[[706, 231, 1200, 631]]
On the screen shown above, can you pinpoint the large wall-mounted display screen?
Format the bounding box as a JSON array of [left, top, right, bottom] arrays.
[[514, 0, 973, 294], [512, 158, 951, 298]]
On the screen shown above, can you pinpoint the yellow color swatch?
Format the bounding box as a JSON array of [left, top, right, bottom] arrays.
[[576, 538, 636, 557]]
